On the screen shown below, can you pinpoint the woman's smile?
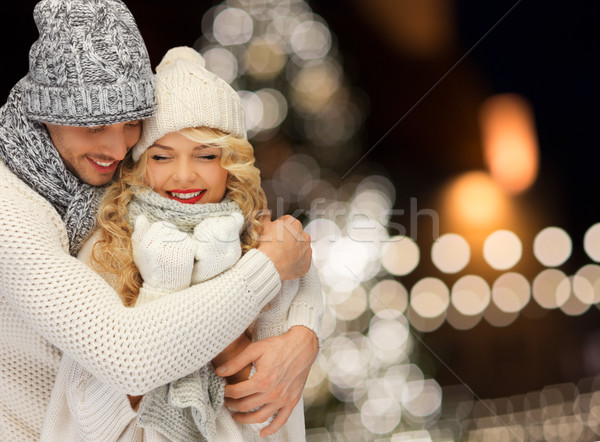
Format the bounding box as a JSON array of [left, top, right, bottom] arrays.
[[166, 189, 206, 204]]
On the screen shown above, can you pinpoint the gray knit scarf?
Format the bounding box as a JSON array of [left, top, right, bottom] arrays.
[[130, 190, 243, 442], [128, 189, 242, 233], [0, 80, 103, 255]]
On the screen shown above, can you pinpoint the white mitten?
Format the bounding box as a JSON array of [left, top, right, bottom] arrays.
[[131, 215, 196, 300], [191, 212, 244, 283]]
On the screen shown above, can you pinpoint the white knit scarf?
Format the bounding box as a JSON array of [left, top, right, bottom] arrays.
[[0, 79, 104, 255]]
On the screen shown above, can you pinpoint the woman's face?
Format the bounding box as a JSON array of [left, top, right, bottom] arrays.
[[145, 131, 228, 204]]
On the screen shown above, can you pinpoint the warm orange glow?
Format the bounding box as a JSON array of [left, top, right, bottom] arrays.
[[444, 171, 509, 228], [479, 94, 539, 194]]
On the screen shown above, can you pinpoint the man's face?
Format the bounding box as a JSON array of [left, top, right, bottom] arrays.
[[44, 121, 143, 186]]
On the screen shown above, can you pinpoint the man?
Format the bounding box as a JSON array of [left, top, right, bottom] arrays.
[[0, 0, 318, 440]]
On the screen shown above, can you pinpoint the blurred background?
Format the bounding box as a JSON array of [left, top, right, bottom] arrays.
[[3, 0, 600, 440]]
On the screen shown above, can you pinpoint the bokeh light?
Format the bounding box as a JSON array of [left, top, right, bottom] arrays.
[[451, 275, 491, 316], [560, 279, 590, 316], [381, 236, 420, 276], [492, 272, 531, 313], [360, 397, 402, 434], [533, 226, 572, 267], [290, 18, 332, 60], [584, 223, 600, 262], [483, 301, 519, 327], [254, 88, 288, 132], [444, 171, 509, 228], [329, 286, 368, 321], [408, 307, 446, 333], [369, 279, 409, 317], [290, 60, 342, 113], [533, 269, 570, 309], [573, 264, 600, 305], [483, 230, 523, 270], [368, 314, 410, 356], [402, 379, 443, 424], [446, 303, 482, 331], [213, 8, 254, 46], [238, 90, 264, 132], [479, 93, 539, 194], [431, 233, 471, 274], [245, 36, 287, 80], [410, 277, 450, 319], [201, 47, 239, 83], [196, 2, 600, 439]]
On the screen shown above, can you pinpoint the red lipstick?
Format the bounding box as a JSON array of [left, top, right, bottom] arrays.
[[166, 189, 206, 204]]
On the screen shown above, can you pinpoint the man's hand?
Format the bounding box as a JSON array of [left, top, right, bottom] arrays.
[[215, 326, 319, 436], [258, 215, 312, 281], [211, 331, 253, 385]]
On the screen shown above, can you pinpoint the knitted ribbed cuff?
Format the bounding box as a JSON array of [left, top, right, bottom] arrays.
[[285, 302, 323, 346], [23, 79, 156, 127], [136, 285, 174, 306], [233, 249, 281, 310], [65, 363, 138, 441]]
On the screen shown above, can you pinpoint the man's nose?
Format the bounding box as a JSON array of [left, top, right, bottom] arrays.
[[102, 126, 132, 160]]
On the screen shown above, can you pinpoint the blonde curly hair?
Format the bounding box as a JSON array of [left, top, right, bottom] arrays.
[[91, 127, 268, 306]]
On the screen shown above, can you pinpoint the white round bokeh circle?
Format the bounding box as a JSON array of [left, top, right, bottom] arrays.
[[431, 233, 471, 274], [533, 226, 572, 267], [483, 230, 523, 270]]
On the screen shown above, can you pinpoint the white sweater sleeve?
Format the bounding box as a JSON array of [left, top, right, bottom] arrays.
[[284, 261, 324, 342], [0, 192, 281, 396]]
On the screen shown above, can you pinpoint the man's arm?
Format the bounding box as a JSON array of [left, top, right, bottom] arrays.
[[213, 217, 321, 436], [215, 326, 319, 436], [0, 188, 286, 395]]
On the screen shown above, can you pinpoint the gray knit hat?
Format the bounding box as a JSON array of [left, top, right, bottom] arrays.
[[21, 0, 156, 126], [132, 46, 246, 162]]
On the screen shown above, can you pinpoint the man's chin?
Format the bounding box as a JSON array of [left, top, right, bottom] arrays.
[[78, 170, 117, 187]]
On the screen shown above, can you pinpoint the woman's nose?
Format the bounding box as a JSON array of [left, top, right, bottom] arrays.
[[173, 160, 197, 185]]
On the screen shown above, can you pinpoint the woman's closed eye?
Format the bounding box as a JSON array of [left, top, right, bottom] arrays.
[[197, 154, 218, 160], [150, 154, 170, 161]]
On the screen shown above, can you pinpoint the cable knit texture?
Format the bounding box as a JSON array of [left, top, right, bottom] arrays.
[[22, 0, 155, 126], [0, 159, 282, 441], [133, 46, 246, 161], [0, 82, 104, 255]]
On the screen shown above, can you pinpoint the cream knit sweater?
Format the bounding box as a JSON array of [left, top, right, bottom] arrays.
[[41, 201, 322, 441], [0, 160, 284, 441]]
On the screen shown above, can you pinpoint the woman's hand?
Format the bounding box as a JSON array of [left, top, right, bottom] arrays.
[[215, 325, 319, 436]]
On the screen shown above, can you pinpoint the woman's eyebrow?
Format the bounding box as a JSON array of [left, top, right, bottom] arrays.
[[149, 143, 219, 150], [148, 143, 174, 151], [194, 143, 220, 150]]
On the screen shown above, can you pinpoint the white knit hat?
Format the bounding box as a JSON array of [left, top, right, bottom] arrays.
[[132, 46, 246, 162]]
